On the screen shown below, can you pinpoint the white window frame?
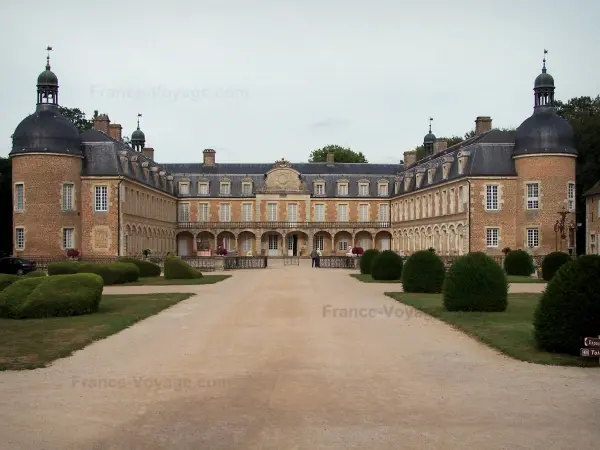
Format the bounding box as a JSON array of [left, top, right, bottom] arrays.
[[568, 182, 575, 212], [526, 228, 539, 248], [267, 203, 278, 221], [314, 235, 324, 251], [14, 183, 24, 211], [358, 183, 369, 196], [314, 203, 325, 222], [198, 182, 209, 195], [287, 203, 297, 223], [378, 204, 389, 222], [337, 182, 348, 196], [485, 184, 499, 211], [62, 227, 74, 249], [15, 227, 24, 250], [359, 204, 369, 221], [198, 202, 209, 221], [242, 203, 253, 222], [526, 183, 539, 210], [178, 203, 190, 222], [314, 182, 325, 196], [179, 182, 190, 195], [337, 203, 348, 222], [94, 185, 108, 212], [486, 228, 499, 248], [61, 183, 75, 211], [242, 182, 252, 196], [220, 181, 231, 195], [219, 203, 231, 222], [338, 239, 349, 252], [378, 183, 388, 196]]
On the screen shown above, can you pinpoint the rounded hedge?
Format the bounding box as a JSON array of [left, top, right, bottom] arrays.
[[164, 257, 203, 279], [0, 277, 48, 318], [402, 250, 445, 293], [359, 249, 380, 275], [503, 249, 534, 276], [541, 252, 571, 282], [0, 274, 20, 291], [371, 250, 403, 280], [24, 271, 47, 278], [534, 255, 600, 355], [443, 252, 508, 312], [48, 261, 140, 285], [117, 257, 161, 277], [48, 261, 80, 275]]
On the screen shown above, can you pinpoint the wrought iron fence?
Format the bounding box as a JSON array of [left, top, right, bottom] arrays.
[[284, 256, 300, 266], [224, 256, 268, 269], [318, 256, 360, 269]]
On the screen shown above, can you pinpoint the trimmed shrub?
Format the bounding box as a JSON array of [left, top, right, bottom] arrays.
[[402, 250, 445, 293], [443, 252, 508, 312], [117, 257, 161, 277], [359, 249, 380, 275], [503, 249, 534, 276], [534, 255, 600, 355], [0, 274, 20, 291], [164, 257, 203, 279], [48, 261, 81, 275], [0, 277, 48, 318], [76, 262, 139, 285], [541, 251, 571, 282], [371, 250, 403, 280], [24, 271, 47, 278], [17, 273, 104, 319]]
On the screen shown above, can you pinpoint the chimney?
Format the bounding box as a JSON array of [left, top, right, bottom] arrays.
[[403, 150, 416, 166], [203, 148, 216, 166], [92, 113, 110, 134], [434, 139, 448, 154], [108, 124, 122, 141], [142, 147, 154, 161], [475, 116, 492, 136], [326, 152, 334, 164]]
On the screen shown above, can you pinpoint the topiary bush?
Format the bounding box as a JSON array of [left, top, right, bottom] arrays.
[[402, 250, 445, 293], [117, 257, 161, 277], [503, 249, 534, 276], [17, 273, 104, 319], [0, 277, 48, 318], [0, 274, 20, 291], [443, 252, 508, 312], [541, 251, 571, 282], [359, 249, 380, 275], [75, 262, 140, 285], [24, 271, 47, 278], [164, 257, 203, 279], [534, 255, 600, 355], [48, 261, 81, 275], [371, 250, 403, 280]]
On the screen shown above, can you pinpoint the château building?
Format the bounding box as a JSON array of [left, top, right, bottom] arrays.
[[10, 52, 577, 258]]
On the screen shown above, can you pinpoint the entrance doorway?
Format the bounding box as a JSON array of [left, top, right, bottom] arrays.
[[287, 234, 298, 256], [268, 234, 279, 256]]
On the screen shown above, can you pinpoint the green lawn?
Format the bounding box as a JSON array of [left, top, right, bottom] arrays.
[[507, 275, 547, 284], [124, 275, 231, 286], [385, 292, 597, 367], [350, 274, 402, 283], [0, 293, 193, 371]]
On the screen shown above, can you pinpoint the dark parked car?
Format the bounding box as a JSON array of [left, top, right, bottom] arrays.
[[0, 257, 37, 275]]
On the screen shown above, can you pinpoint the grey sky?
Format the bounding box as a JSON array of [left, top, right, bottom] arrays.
[[2, 0, 598, 163]]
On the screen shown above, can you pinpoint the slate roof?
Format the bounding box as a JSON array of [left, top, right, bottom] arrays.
[[80, 128, 518, 198], [583, 181, 600, 197]]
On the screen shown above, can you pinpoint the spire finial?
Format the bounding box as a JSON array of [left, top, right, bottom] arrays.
[[137, 112, 142, 129], [45, 46, 53, 70], [429, 117, 433, 133], [542, 49, 548, 73]]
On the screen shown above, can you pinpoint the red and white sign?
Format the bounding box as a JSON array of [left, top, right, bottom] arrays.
[[584, 337, 600, 347]]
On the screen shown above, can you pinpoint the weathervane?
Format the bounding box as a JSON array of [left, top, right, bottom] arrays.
[[542, 49, 548, 71], [137, 112, 142, 129], [429, 117, 433, 133], [46, 45, 53, 69]]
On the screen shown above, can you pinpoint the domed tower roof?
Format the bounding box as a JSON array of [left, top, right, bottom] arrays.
[[10, 47, 82, 157], [130, 113, 146, 150], [513, 50, 576, 157]]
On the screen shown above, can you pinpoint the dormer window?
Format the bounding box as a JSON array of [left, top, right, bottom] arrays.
[[358, 182, 369, 196], [457, 150, 471, 175], [198, 182, 209, 195], [415, 167, 426, 189], [404, 171, 413, 191], [220, 181, 231, 195], [442, 155, 454, 180], [179, 181, 190, 195], [377, 182, 388, 196], [242, 182, 252, 196], [314, 181, 325, 195], [337, 182, 348, 196]]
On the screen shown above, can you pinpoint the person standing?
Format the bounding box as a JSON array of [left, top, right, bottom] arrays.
[[311, 248, 318, 267]]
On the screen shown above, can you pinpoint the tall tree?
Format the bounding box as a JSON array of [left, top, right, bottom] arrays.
[[309, 145, 368, 163], [58, 106, 92, 133], [0, 156, 12, 255]]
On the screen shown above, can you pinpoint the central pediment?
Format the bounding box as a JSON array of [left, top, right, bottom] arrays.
[[256, 158, 309, 193]]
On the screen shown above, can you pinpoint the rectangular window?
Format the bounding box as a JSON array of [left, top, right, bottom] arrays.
[[314, 204, 325, 221], [486, 228, 499, 247], [62, 228, 74, 249], [94, 185, 108, 212], [339, 240, 349, 251], [179, 182, 190, 195], [198, 203, 209, 221], [485, 185, 499, 211], [359, 204, 369, 221], [442, 190, 447, 215], [337, 183, 348, 196], [220, 203, 231, 222], [178, 203, 189, 222], [315, 235, 324, 251], [242, 182, 252, 196], [526, 183, 539, 209], [378, 183, 388, 196], [378, 204, 389, 221], [287, 203, 297, 223], [14, 183, 24, 211], [15, 228, 24, 250], [62, 183, 74, 211], [242, 203, 253, 222], [198, 182, 209, 195], [527, 228, 539, 248], [568, 183, 575, 212], [337, 204, 348, 221], [358, 183, 369, 196], [220, 182, 231, 195], [267, 203, 278, 221], [315, 183, 325, 195]]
